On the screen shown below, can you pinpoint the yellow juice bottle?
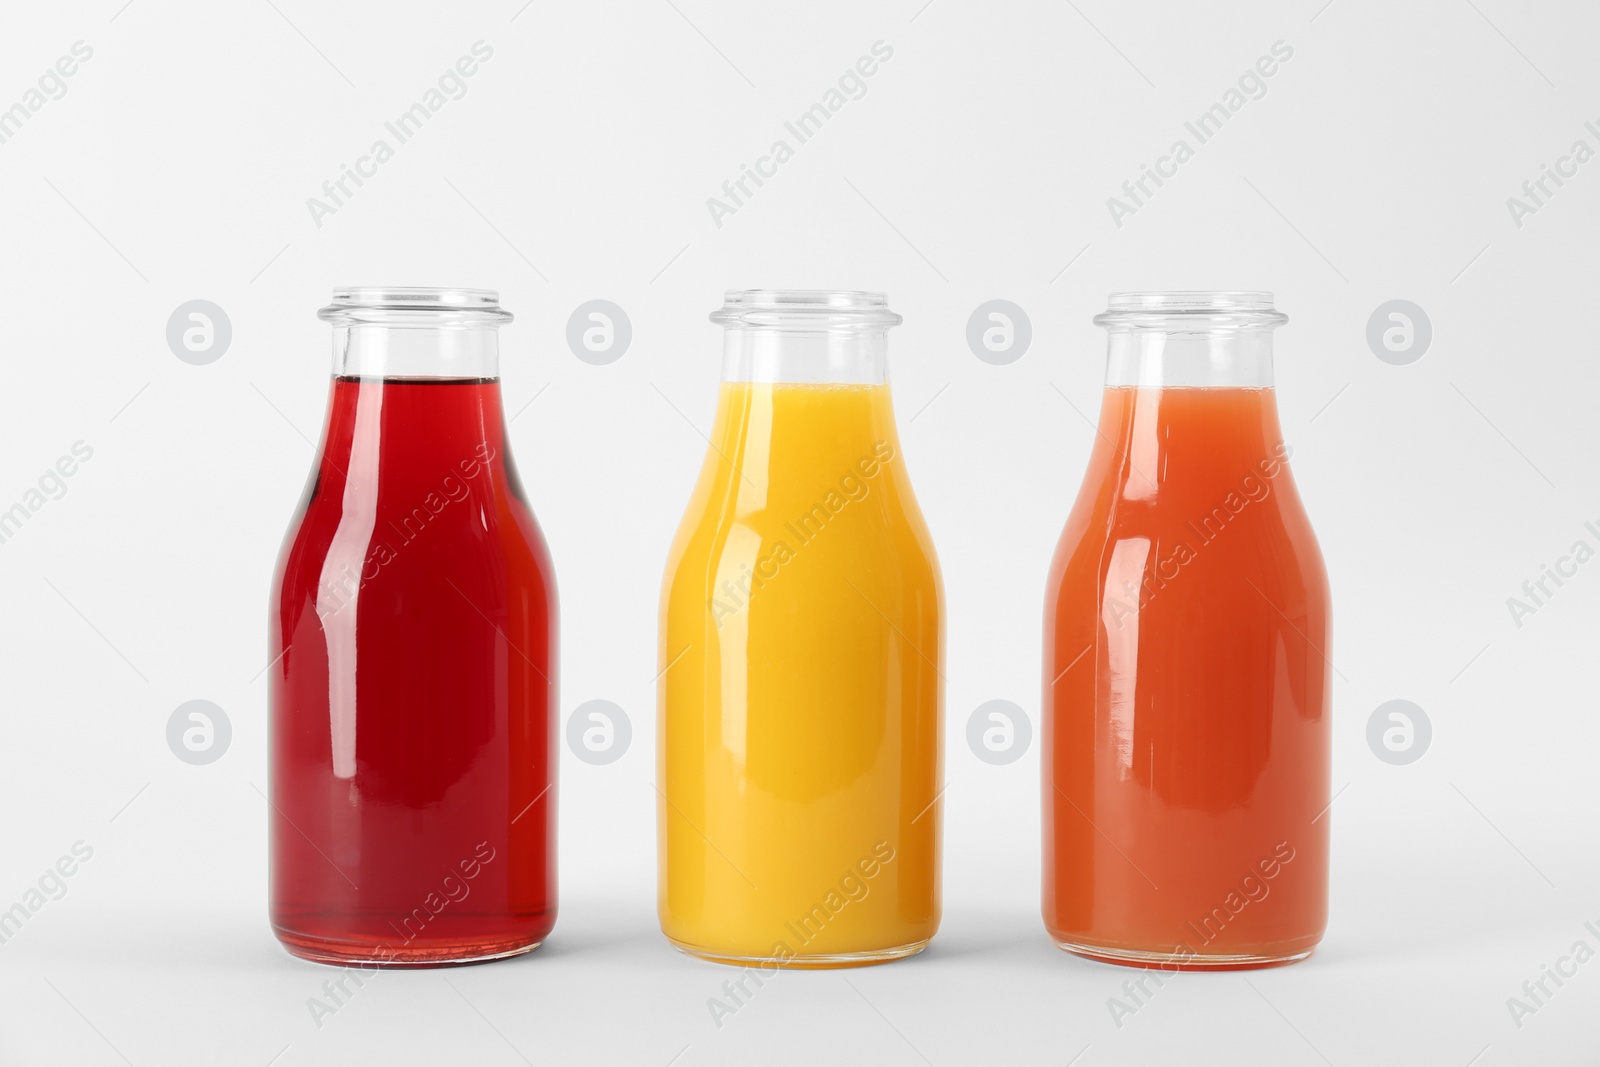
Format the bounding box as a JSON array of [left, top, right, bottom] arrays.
[[658, 290, 943, 967]]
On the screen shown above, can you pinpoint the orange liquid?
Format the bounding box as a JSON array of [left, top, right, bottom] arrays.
[[1043, 386, 1330, 966], [658, 383, 942, 966]]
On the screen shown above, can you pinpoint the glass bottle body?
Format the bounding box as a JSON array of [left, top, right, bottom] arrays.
[[269, 289, 557, 966], [658, 292, 943, 967], [1043, 293, 1330, 968]]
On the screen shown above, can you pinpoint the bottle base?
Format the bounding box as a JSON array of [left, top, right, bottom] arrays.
[[667, 936, 930, 970], [275, 929, 547, 968], [1051, 936, 1314, 971]]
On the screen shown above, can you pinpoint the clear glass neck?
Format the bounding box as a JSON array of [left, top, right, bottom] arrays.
[[1095, 291, 1285, 388], [713, 290, 900, 384], [318, 287, 511, 379]]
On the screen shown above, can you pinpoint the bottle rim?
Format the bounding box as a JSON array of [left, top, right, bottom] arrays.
[[711, 290, 903, 329], [318, 287, 513, 327], [1095, 291, 1287, 329]]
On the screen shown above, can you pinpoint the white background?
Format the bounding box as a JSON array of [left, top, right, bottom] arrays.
[[1, 0, 1596, 1063]]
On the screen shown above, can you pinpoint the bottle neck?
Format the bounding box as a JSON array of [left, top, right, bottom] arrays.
[[720, 328, 888, 384], [1104, 328, 1275, 389], [316, 376, 509, 505], [333, 325, 501, 380]]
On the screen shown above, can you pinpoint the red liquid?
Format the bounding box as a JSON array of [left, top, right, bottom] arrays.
[[1043, 387, 1330, 967], [270, 377, 557, 965]]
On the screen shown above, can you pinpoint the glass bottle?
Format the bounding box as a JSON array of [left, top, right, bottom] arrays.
[[269, 287, 557, 966], [658, 290, 942, 967], [1043, 292, 1330, 968]]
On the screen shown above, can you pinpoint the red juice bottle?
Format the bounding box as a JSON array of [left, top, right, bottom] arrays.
[[269, 288, 557, 966]]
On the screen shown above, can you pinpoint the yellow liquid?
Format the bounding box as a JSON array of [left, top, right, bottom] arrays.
[[658, 381, 943, 966]]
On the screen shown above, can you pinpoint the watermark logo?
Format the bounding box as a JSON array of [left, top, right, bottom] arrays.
[[1365, 300, 1431, 366], [566, 300, 632, 365], [706, 842, 897, 1029], [167, 700, 231, 765], [1506, 522, 1599, 628], [709, 441, 896, 628], [1103, 445, 1293, 628], [1505, 121, 1600, 229], [567, 699, 631, 765], [0, 841, 93, 947], [706, 41, 894, 228], [0, 41, 93, 148], [966, 700, 1031, 765], [1506, 919, 1600, 1030], [306, 841, 497, 1027], [315, 444, 497, 622], [0, 440, 93, 547], [305, 41, 494, 229], [167, 300, 232, 365], [966, 300, 1031, 365], [1366, 699, 1430, 765], [1107, 841, 1297, 1027], [1106, 40, 1293, 227]]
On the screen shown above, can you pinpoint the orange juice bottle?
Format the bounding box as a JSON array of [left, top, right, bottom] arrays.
[[1043, 293, 1331, 968], [659, 290, 942, 967]]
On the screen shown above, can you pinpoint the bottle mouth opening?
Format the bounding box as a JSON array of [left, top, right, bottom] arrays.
[[318, 287, 513, 327], [711, 290, 902, 330], [1096, 291, 1286, 330]]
